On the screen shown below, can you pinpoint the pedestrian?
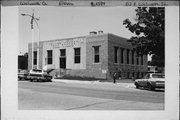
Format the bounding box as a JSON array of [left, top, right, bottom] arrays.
[[113, 72, 118, 84]]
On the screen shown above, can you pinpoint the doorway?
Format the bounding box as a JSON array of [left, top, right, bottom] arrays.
[[60, 58, 66, 68], [60, 49, 66, 69]]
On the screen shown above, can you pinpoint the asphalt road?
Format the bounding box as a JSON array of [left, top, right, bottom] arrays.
[[18, 80, 164, 110]]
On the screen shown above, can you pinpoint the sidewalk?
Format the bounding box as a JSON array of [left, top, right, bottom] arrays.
[[52, 78, 135, 88]]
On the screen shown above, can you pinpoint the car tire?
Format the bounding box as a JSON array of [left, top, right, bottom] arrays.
[[135, 82, 139, 89], [147, 83, 154, 91]]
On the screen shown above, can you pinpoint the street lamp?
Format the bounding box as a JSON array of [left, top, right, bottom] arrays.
[[21, 9, 40, 69]]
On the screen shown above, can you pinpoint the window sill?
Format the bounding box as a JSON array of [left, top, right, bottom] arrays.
[[93, 62, 101, 64]]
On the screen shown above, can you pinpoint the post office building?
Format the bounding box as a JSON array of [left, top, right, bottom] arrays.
[[28, 31, 148, 79]]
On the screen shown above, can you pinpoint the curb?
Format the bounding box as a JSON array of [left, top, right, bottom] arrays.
[[52, 79, 99, 84], [52, 79, 135, 88]]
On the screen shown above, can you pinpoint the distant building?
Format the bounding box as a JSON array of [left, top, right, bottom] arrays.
[[28, 32, 148, 79], [18, 55, 28, 70]]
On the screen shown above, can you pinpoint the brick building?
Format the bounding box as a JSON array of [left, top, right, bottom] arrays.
[[28, 31, 148, 79]]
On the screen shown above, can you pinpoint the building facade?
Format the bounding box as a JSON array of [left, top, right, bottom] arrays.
[[28, 32, 148, 79]]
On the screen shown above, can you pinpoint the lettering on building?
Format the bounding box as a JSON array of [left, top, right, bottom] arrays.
[[48, 38, 84, 48]]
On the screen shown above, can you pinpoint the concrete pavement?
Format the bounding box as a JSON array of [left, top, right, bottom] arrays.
[[18, 80, 164, 110], [52, 79, 135, 89]]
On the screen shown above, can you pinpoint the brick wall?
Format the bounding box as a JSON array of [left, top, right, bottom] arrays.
[[107, 34, 148, 79], [84, 34, 109, 79]]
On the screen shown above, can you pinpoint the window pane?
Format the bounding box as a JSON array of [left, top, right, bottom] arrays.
[[121, 48, 124, 64], [60, 49, 66, 57], [127, 49, 129, 64], [132, 51, 134, 64], [33, 51, 37, 65], [136, 56, 139, 65], [47, 50, 53, 64], [95, 55, 99, 63], [93, 46, 100, 63], [34, 51, 37, 58], [114, 47, 118, 63], [48, 58, 52, 64], [94, 46, 99, 55], [75, 56, 80, 63], [47, 50, 52, 57], [74, 48, 81, 63], [74, 48, 80, 55], [141, 55, 143, 65]]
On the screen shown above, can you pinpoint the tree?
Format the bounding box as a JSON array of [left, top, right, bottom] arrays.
[[18, 52, 28, 70], [123, 7, 165, 67]]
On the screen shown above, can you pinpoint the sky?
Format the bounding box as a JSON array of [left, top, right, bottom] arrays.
[[19, 6, 137, 54]]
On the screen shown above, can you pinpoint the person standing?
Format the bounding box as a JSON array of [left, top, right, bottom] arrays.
[[113, 72, 118, 84]]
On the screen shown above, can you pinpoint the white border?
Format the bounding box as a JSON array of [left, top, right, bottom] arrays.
[[1, 6, 179, 120]]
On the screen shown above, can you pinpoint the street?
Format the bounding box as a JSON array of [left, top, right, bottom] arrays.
[[18, 80, 164, 110]]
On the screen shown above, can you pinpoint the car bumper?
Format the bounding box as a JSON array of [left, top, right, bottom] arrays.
[[155, 83, 165, 88]]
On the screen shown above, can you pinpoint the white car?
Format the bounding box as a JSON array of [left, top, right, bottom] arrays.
[[134, 73, 165, 91], [27, 69, 52, 82]]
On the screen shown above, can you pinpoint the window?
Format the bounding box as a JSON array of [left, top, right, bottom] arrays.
[[33, 51, 37, 65], [93, 46, 100, 63], [136, 55, 139, 65], [121, 48, 124, 64], [132, 50, 134, 64], [74, 48, 80, 63], [127, 72, 130, 79], [141, 55, 143, 65], [60, 49, 66, 57], [132, 72, 135, 77], [47, 50, 53, 64], [126, 49, 130, 64], [114, 47, 118, 63]]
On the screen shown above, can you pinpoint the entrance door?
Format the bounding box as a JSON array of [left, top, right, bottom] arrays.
[[60, 49, 66, 69], [60, 57, 66, 68]]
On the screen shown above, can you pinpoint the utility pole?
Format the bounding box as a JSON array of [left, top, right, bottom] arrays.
[[21, 9, 40, 69]]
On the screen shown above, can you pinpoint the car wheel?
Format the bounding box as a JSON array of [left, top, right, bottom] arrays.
[[135, 82, 139, 89], [147, 83, 154, 91]]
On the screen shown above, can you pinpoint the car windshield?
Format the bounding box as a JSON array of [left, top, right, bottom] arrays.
[[19, 70, 28, 74], [152, 74, 164, 78], [32, 69, 42, 72]]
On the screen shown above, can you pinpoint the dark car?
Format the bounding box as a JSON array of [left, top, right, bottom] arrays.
[[18, 70, 28, 80]]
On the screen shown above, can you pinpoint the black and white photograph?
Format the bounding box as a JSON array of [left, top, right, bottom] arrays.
[[18, 6, 165, 110], [1, 0, 179, 120]]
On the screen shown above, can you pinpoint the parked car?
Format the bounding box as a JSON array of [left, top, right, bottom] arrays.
[[27, 69, 52, 82], [18, 70, 28, 80], [134, 73, 165, 91]]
